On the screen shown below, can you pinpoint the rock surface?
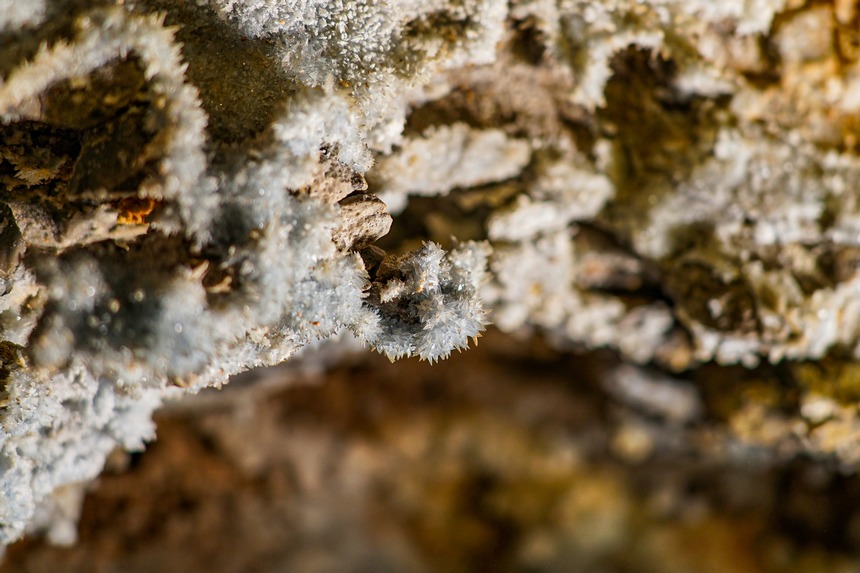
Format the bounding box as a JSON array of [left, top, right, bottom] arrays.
[[3, 0, 860, 557]]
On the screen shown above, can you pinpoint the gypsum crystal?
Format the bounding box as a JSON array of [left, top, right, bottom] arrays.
[[0, 1, 494, 544], [364, 241, 490, 363]]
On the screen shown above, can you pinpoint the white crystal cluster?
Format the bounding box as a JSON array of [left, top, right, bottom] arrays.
[[0, 0, 498, 543]]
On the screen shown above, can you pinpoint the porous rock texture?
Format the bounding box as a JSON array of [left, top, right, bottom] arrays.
[[4, 0, 860, 556]]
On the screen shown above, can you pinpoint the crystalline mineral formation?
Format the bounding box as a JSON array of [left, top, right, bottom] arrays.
[[3, 0, 860, 551]]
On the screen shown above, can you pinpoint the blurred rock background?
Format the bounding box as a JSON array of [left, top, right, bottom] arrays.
[[4, 330, 860, 573]]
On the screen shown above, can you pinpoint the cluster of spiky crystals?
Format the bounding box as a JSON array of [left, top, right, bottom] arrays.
[[364, 241, 490, 363], [0, 0, 498, 543]]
